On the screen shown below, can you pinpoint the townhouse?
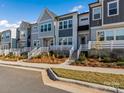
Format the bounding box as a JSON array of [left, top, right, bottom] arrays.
[[89, 0, 124, 50], [0, 0, 124, 58]]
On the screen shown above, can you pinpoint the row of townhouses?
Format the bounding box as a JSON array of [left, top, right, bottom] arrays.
[[1, 0, 124, 58]]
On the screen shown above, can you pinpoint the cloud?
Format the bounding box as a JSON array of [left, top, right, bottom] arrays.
[[70, 5, 83, 12], [0, 20, 21, 38], [0, 20, 20, 28]]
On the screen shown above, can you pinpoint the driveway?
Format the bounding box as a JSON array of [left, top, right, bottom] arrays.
[[0, 66, 69, 93]]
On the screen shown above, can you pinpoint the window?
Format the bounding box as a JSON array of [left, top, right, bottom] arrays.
[[68, 37, 72, 45], [68, 20, 72, 28], [33, 41, 37, 46], [33, 40, 40, 47], [64, 21, 68, 29], [41, 25, 44, 32], [63, 38, 67, 45], [59, 19, 73, 30], [105, 31, 114, 41], [48, 24, 51, 31], [33, 26, 38, 32], [93, 7, 101, 20], [6, 32, 10, 38], [59, 22, 63, 29], [116, 30, 124, 40], [59, 37, 73, 45], [44, 24, 47, 32], [108, 1, 118, 16], [59, 38, 62, 45]]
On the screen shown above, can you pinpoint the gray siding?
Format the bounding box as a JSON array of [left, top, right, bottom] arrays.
[[59, 29, 73, 37], [90, 5, 102, 27], [104, 0, 124, 24], [38, 21, 55, 37]]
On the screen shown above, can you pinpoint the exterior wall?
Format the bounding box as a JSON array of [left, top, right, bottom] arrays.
[[38, 20, 55, 38], [78, 13, 89, 26], [89, 5, 102, 27], [56, 13, 78, 50], [103, 0, 124, 24], [1, 30, 11, 49], [17, 22, 31, 48]]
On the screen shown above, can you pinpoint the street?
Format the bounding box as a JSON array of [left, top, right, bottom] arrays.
[[0, 66, 69, 93]]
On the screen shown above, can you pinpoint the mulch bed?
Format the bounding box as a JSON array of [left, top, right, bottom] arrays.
[[71, 58, 124, 69]]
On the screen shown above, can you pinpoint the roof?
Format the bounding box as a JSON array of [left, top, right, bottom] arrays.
[[57, 12, 78, 18]]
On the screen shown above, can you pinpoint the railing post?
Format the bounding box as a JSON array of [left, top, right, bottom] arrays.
[[111, 41, 113, 52], [88, 41, 91, 50]]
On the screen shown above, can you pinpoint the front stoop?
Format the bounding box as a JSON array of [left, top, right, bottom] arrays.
[[48, 68, 124, 93]]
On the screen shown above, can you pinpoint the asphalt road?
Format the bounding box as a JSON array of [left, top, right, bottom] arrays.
[[0, 66, 70, 93]]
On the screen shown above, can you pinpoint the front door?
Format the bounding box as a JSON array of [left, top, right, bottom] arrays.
[[81, 37, 86, 44]]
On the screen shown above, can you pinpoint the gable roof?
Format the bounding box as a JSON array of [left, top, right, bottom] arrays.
[[37, 8, 57, 23]]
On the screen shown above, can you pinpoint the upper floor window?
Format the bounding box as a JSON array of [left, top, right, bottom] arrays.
[[59, 19, 73, 30], [93, 7, 101, 20], [44, 24, 47, 32], [108, 1, 119, 16], [64, 21, 68, 29], [41, 25, 44, 32], [68, 20, 72, 28], [48, 24, 52, 31], [41, 23, 52, 32], [59, 22, 63, 29], [6, 32, 10, 38]]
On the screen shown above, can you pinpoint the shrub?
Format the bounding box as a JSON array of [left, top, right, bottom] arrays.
[[116, 62, 124, 66], [21, 52, 28, 58], [79, 53, 86, 61]]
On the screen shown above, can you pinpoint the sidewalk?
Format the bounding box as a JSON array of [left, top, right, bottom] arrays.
[[0, 60, 124, 75]]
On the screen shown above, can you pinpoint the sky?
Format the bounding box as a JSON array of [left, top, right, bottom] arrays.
[[0, 0, 96, 31]]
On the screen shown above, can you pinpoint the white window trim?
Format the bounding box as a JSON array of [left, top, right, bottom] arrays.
[[40, 22, 52, 32], [59, 19, 73, 30], [107, 0, 119, 17], [59, 37, 73, 45], [33, 40, 40, 47], [92, 7, 102, 21]]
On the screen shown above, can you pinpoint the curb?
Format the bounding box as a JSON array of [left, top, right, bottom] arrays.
[[48, 68, 124, 93], [0, 62, 47, 70]]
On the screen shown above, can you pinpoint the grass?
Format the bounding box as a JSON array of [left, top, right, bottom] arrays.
[[52, 68, 124, 89]]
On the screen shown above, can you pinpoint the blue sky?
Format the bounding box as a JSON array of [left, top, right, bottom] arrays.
[[0, 0, 96, 31]]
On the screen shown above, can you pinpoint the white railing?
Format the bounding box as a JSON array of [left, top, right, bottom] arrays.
[[28, 47, 38, 59], [69, 46, 75, 59], [50, 45, 72, 51], [28, 47, 50, 59], [89, 40, 124, 50]]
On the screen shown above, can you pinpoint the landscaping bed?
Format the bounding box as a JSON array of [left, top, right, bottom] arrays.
[[52, 68, 124, 89], [71, 51, 124, 69], [27, 53, 68, 64], [0, 53, 27, 62], [71, 58, 124, 69]]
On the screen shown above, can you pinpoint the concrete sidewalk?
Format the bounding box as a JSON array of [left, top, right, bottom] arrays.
[[0, 60, 124, 75]]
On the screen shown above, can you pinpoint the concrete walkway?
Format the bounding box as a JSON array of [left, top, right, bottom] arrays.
[[0, 60, 124, 75]]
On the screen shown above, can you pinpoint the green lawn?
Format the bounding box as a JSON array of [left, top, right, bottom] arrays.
[[52, 68, 124, 89]]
